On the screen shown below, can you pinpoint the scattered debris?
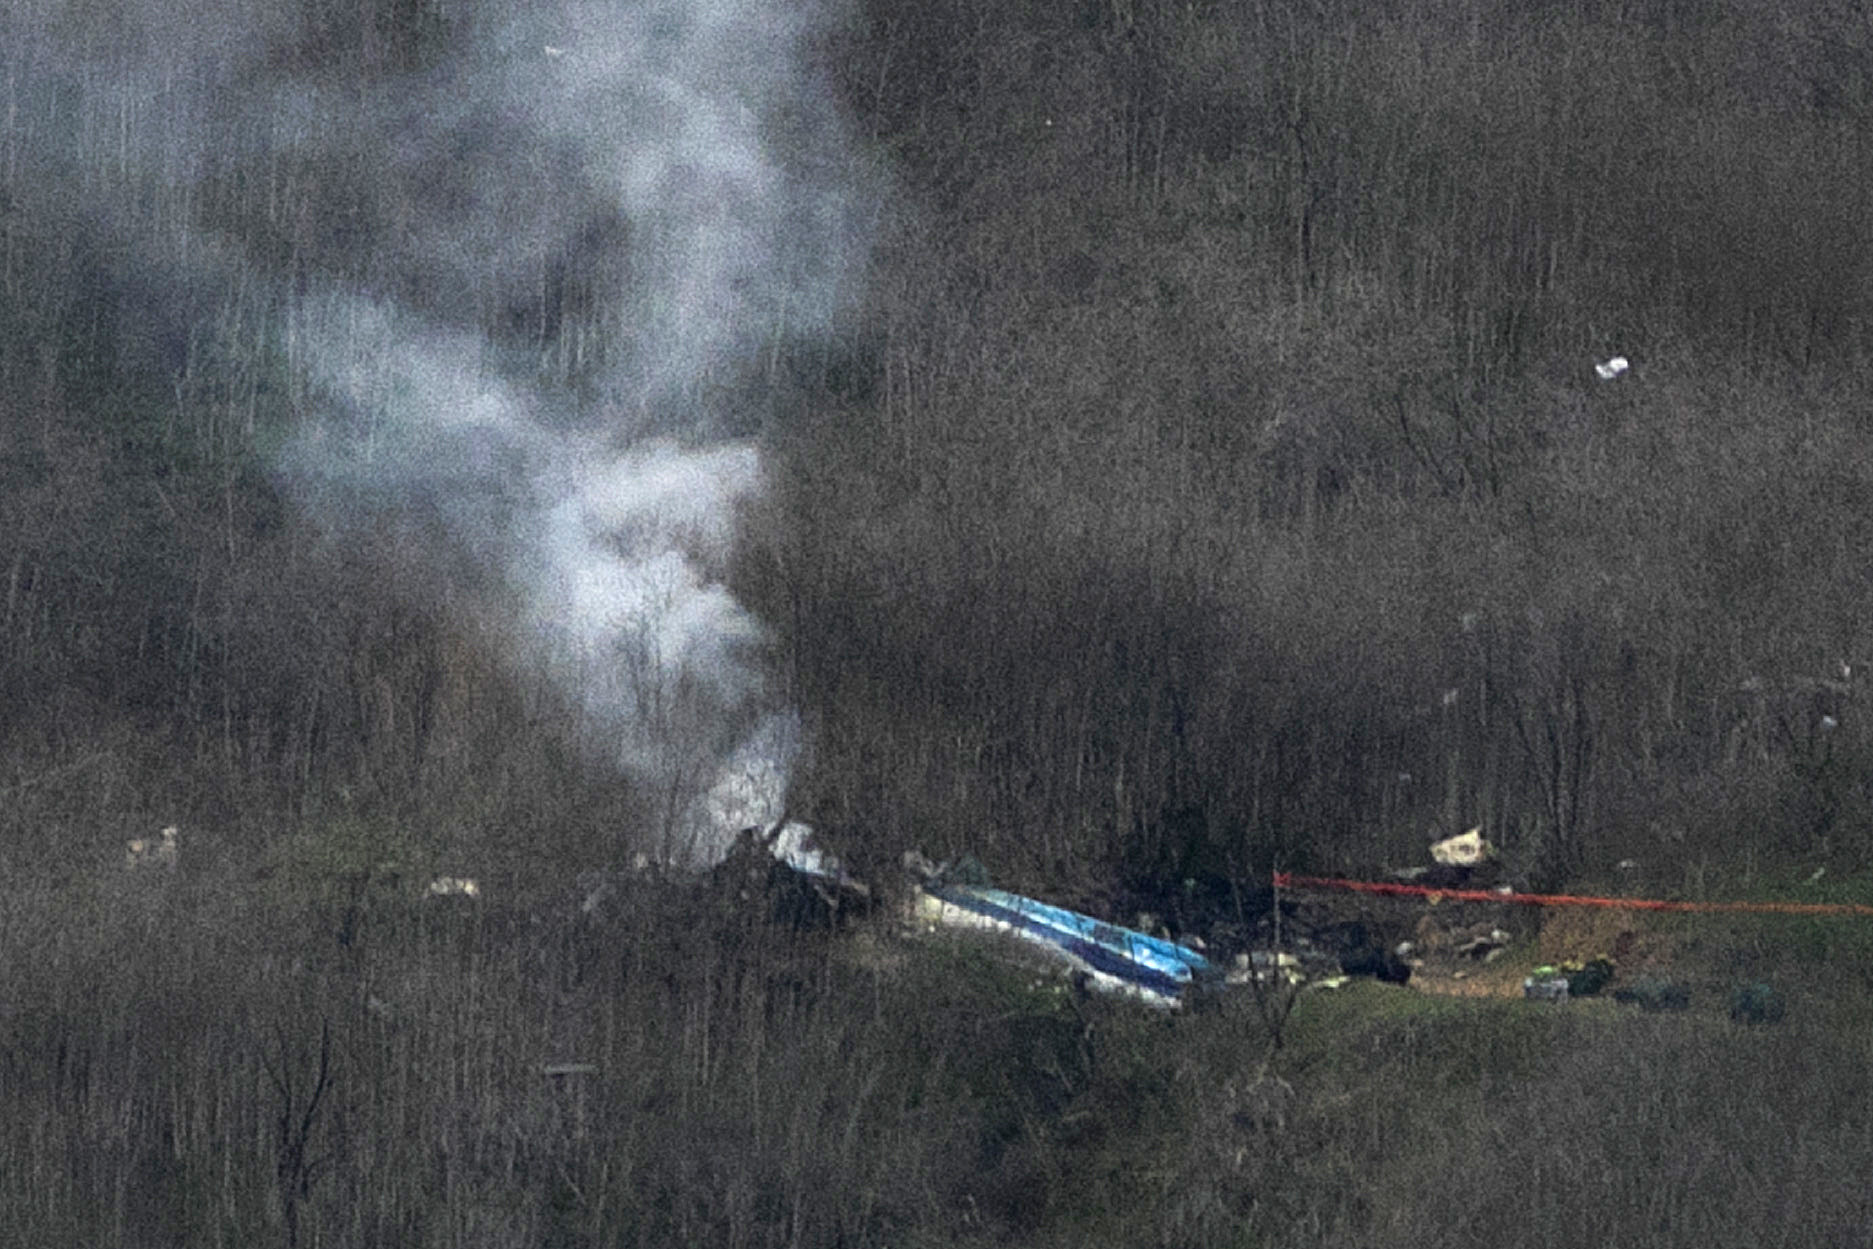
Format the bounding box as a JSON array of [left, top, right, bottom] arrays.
[[901, 849, 942, 880], [1229, 950, 1303, 987], [1523, 967, 1570, 1001], [1413, 914, 1515, 960], [427, 877, 481, 899], [1562, 956, 1616, 997], [1305, 919, 1412, 984], [126, 825, 179, 871], [540, 1062, 598, 1078], [1728, 982, 1786, 1025], [1455, 928, 1512, 961], [714, 819, 873, 928], [904, 850, 991, 888]]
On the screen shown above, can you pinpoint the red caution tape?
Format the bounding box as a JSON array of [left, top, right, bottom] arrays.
[[1272, 871, 1873, 917]]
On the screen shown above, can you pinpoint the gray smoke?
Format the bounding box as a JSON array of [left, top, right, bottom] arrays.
[[7, 0, 869, 864]]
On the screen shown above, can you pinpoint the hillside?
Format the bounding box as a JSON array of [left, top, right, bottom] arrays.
[[4, 0, 1873, 1244]]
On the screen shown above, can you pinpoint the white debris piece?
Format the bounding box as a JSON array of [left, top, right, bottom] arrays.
[[768, 821, 868, 896], [1228, 950, 1303, 987], [126, 826, 179, 870], [1456, 928, 1512, 960], [427, 876, 481, 899], [1429, 827, 1496, 868], [1594, 356, 1629, 380]]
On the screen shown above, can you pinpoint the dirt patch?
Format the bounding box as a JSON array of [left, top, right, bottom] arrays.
[[1406, 902, 1702, 1000], [1271, 884, 1776, 1007], [1408, 963, 1528, 998]]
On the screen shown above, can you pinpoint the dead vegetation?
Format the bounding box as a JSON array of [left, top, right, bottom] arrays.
[[7, 0, 1873, 1244]]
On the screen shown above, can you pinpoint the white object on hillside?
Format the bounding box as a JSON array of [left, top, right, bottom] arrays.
[[427, 876, 481, 899], [1430, 827, 1496, 868], [1227, 950, 1303, 987], [126, 826, 179, 870], [1594, 356, 1629, 380], [768, 821, 867, 895]]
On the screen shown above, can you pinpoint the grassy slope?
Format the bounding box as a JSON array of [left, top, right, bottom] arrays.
[[5, 864, 1871, 1248]]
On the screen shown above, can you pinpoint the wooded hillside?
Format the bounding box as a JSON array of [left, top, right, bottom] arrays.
[[4, 0, 1871, 898]]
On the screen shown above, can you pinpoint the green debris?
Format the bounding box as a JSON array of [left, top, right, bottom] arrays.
[[1562, 956, 1616, 998]]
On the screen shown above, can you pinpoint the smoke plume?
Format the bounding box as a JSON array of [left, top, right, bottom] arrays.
[[7, 0, 869, 863]]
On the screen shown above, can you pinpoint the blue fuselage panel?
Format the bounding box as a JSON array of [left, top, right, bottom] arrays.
[[922, 884, 1217, 1001]]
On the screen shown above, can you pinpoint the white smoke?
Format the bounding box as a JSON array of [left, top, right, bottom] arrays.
[[283, 2, 861, 864], [6, 0, 869, 864]]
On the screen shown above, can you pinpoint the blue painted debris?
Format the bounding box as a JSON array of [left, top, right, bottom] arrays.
[[914, 882, 1223, 1008]]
